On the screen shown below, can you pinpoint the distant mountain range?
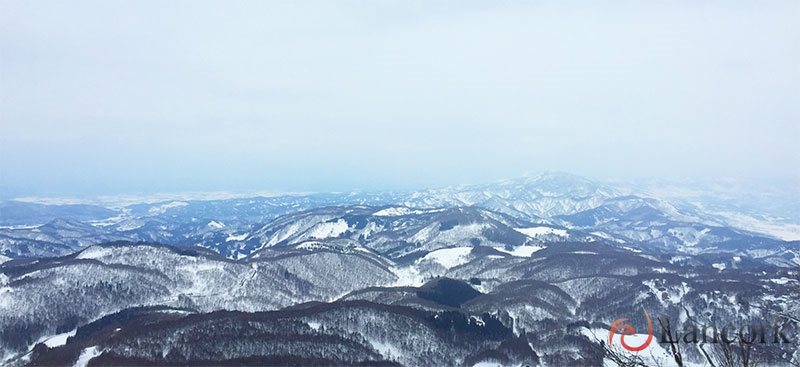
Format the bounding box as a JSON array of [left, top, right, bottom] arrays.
[[1, 172, 798, 366], [1, 172, 796, 259]]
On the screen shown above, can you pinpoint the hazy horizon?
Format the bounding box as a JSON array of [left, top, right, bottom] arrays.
[[5, 171, 800, 210], [2, 1, 798, 198]]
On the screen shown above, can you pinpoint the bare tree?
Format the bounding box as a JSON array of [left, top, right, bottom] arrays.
[[598, 338, 649, 367], [590, 332, 669, 367], [658, 315, 684, 367]]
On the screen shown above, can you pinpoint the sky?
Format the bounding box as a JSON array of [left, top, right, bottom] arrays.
[[1, 0, 798, 198]]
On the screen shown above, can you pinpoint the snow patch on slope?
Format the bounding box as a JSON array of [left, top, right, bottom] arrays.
[[307, 219, 349, 240], [76, 246, 115, 260], [373, 207, 442, 217], [392, 266, 425, 287], [368, 339, 402, 359], [494, 245, 543, 258], [207, 220, 225, 229], [115, 220, 144, 231], [226, 233, 248, 242], [74, 346, 102, 367], [418, 247, 473, 269], [712, 211, 800, 241], [147, 201, 189, 215], [514, 226, 568, 237], [411, 223, 490, 245], [40, 329, 76, 348]]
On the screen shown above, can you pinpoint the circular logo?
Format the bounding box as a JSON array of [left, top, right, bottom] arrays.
[[608, 306, 654, 352]]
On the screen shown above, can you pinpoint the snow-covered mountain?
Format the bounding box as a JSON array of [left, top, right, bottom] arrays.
[[402, 172, 621, 219], [3, 240, 797, 366], [2, 172, 798, 365], [621, 178, 800, 241], [236, 205, 583, 261], [3, 172, 792, 260]]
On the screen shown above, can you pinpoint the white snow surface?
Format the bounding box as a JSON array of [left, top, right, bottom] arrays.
[[147, 201, 189, 215], [75, 246, 115, 260], [41, 329, 77, 348], [391, 266, 425, 287], [115, 220, 144, 231], [373, 207, 442, 217], [368, 339, 402, 359], [74, 346, 102, 367], [226, 233, 248, 242], [418, 247, 473, 269], [711, 211, 800, 241], [207, 220, 225, 229], [494, 245, 543, 257], [771, 277, 794, 285], [410, 222, 490, 247], [306, 219, 349, 240]]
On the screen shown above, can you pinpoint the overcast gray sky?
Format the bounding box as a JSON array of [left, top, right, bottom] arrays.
[[1, 0, 798, 198]]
